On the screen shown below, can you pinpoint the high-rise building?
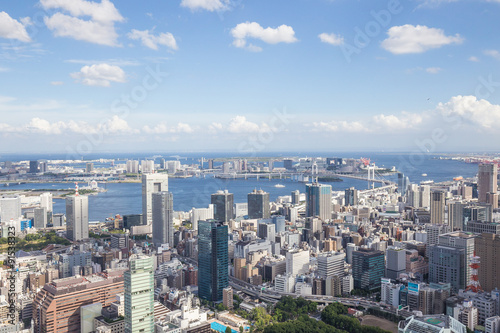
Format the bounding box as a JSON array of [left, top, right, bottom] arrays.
[[438, 232, 476, 291], [223, 287, 233, 310], [463, 206, 490, 231], [485, 316, 500, 333], [141, 160, 155, 174], [86, 162, 94, 173], [258, 221, 275, 242], [142, 173, 168, 225], [33, 269, 125, 332], [430, 190, 446, 224], [124, 255, 154, 333], [385, 247, 406, 280], [29, 160, 39, 173], [306, 183, 332, 221], [475, 233, 500, 292], [123, 214, 144, 229], [345, 187, 358, 206], [429, 245, 466, 293], [448, 201, 465, 230], [152, 191, 174, 247], [317, 252, 345, 279], [286, 249, 310, 276], [248, 189, 270, 219], [198, 220, 228, 303], [211, 190, 234, 222], [126, 160, 139, 173], [478, 164, 498, 203], [352, 248, 385, 291], [111, 232, 130, 249], [33, 207, 47, 229], [291, 190, 300, 205], [40, 192, 53, 213], [272, 215, 286, 233], [0, 196, 21, 222], [283, 159, 294, 170], [53, 213, 64, 227], [66, 195, 89, 241], [39, 160, 48, 173], [398, 173, 409, 196]]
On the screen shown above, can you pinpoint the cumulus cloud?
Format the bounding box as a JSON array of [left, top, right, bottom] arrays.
[[19, 116, 132, 135], [180, 0, 229, 11], [0, 11, 32, 42], [142, 122, 194, 134], [41, 0, 124, 47], [381, 25, 463, 54], [127, 29, 178, 51], [311, 120, 367, 133], [231, 22, 298, 52], [318, 32, 344, 46], [70, 63, 126, 87], [436, 95, 500, 129]]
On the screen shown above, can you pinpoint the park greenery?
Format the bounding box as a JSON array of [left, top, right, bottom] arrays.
[[0, 231, 71, 253], [262, 301, 390, 333]]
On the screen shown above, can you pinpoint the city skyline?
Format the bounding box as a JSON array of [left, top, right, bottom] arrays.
[[0, 1, 500, 153]]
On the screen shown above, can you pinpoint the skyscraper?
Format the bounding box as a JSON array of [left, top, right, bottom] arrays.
[[124, 254, 154, 333], [317, 252, 345, 279], [430, 190, 446, 225], [306, 183, 332, 221], [429, 245, 465, 293], [352, 248, 385, 291], [33, 207, 47, 229], [142, 173, 168, 225], [152, 191, 174, 247], [291, 190, 300, 205], [478, 164, 498, 203], [448, 201, 465, 230], [198, 220, 228, 303], [385, 247, 406, 280], [344, 187, 358, 206], [29, 160, 39, 173], [66, 195, 89, 241], [475, 233, 500, 292], [248, 189, 270, 219], [211, 190, 234, 222]]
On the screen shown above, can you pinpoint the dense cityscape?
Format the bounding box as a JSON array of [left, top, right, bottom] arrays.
[[0, 155, 499, 333], [2, 0, 500, 332]]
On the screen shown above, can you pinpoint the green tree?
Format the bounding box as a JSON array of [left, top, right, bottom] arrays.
[[225, 326, 232, 333]]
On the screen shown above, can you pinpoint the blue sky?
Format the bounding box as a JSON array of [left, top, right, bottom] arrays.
[[0, 0, 500, 155]]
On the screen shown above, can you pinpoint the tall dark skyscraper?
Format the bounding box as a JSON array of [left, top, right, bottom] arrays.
[[344, 187, 358, 206], [478, 163, 498, 203], [211, 190, 234, 222], [152, 191, 174, 247], [29, 160, 39, 173], [248, 189, 270, 219], [352, 248, 385, 291], [306, 183, 332, 221], [198, 220, 228, 303]]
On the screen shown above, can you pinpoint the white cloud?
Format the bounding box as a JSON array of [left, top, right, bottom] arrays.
[[312, 120, 367, 133], [0, 11, 32, 42], [127, 29, 178, 51], [180, 0, 229, 11], [484, 49, 500, 61], [142, 122, 194, 134], [426, 67, 442, 74], [381, 25, 463, 54], [0, 67, 10, 72], [468, 56, 479, 62], [231, 22, 298, 51], [41, 0, 124, 47], [318, 32, 344, 46], [65, 58, 141, 66], [227, 116, 275, 133], [15, 116, 132, 135], [51, 81, 64, 85], [436, 95, 500, 129], [70, 63, 126, 87]]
